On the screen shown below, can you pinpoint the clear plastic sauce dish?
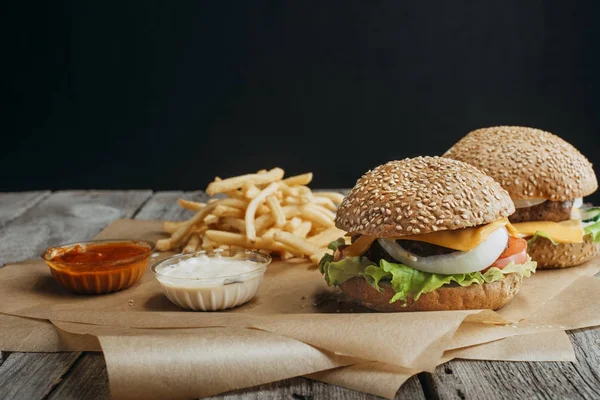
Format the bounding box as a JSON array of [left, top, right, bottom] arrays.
[[151, 249, 271, 311]]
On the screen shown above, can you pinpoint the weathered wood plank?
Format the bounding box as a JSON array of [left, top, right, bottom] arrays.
[[0, 190, 152, 400], [47, 353, 110, 400], [206, 377, 382, 399], [0, 190, 152, 267], [423, 356, 600, 399], [0, 352, 81, 399], [568, 327, 600, 392], [0, 191, 50, 229]]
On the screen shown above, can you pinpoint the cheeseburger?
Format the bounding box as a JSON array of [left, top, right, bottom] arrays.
[[319, 157, 536, 312], [444, 126, 599, 268]]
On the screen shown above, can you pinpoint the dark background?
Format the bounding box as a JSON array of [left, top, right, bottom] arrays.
[[3, 1, 600, 203]]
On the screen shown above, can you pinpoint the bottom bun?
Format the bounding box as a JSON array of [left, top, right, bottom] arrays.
[[528, 236, 598, 269], [339, 273, 522, 312]]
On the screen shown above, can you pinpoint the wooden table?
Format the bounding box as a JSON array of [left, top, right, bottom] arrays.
[[0, 190, 599, 400]]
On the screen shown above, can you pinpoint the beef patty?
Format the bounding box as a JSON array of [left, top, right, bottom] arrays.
[[362, 238, 456, 263], [509, 199, 574, 223]]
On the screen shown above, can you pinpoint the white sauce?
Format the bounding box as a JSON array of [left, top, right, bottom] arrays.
[[155, 254, 266, 311], [160, 254, 257, 282]]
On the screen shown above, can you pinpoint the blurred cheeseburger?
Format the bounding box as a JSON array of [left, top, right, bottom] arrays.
[[319, 157, 536, 312], [444, 126, 599, 269]]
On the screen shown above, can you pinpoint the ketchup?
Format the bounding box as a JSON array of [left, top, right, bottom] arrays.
[[51, 242, 149, 264]]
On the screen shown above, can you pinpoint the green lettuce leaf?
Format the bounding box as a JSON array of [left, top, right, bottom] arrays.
[[322, 255, 375, 286], [328, 238, 346, 251], [584, 220, 600, 244], [527, 231, 559, 246], [319, 252, 537, 305]]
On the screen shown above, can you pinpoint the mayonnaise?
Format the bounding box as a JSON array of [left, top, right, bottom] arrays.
[[153, 252, 268, 311], [160, 254, 257, 282]]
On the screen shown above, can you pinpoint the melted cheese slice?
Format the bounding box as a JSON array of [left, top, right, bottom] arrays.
[[400, 218, 514, 252], [343, 235, 376, 256], [511, 220, 584, 244]]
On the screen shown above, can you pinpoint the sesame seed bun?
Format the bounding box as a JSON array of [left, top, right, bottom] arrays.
[[443, 126, 598, 201], [527, 236, 598, 269], [335, 156, 514, 237], [339, 273, 522, 312]]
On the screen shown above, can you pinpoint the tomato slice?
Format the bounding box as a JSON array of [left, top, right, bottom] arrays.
[[499, 236, 527, 258], [490, 236, 528, 269]]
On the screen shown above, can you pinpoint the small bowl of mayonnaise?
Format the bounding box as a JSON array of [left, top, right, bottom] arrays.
[[151, 249, 271, 311]]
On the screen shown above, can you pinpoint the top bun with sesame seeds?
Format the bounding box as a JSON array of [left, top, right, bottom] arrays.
[[443, 126, 597, 201], [335, 156, 515, 237]]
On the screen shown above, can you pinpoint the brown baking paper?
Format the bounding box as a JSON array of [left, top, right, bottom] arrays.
[[442, 330, 575, 363], [50, 319, 574, 400], [0, 313, 100, 352], [0, 219, 512, 372], [310, 329, 575, 399], [52, 321, 360, 400], [0, 219, 598, 398]]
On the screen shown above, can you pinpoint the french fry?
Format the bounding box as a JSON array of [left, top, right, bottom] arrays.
[[177, 199, 207, 211], [243, 184, 261, 199], [213, 205, 244, 218], [307, 226, 347, 247], [191, 225, 208, 235], [166, 199, 246, 251], [314, 191, 345, 204], [300, 204, 335, 228], [201, 235, 216, 250], [162, 168, 341, 265], [254, 214, 275, 235], [282, 172, 313, 186], [305, 203, 336, 219], [206, 168, 284, 195], [277, 182, 296, 196], [225, 190, 246, 200], [256, 204, 272, 215], [203, 214, 219, 225], [183, 234, 200, 253], [156, 238, 172, 251], [220, 217, 246, 233], [261, 227, 280, 239], [254, 204, 301, 234], [293, 221, 312, 238], [311, 196, 337, 211], [297, 186, 313, 203], [205, 230, 301, 256], [273, 231, 321, 257], [282, 196, 300, 205], [164, 200, 224, 250], [284, 217, 303, 232], [245, 182, 280, 241], [266, 195, 286, 227]]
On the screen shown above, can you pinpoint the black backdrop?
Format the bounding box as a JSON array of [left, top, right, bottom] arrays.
[[3, 1, 600, 203]]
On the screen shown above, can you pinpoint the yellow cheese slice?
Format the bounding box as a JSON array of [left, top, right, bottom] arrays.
[[511, 220, 584, 244], [344, 235, 377, 256], [400, 218, 512, 252]]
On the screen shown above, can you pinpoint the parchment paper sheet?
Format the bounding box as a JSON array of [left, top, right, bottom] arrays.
[[0, 219, 597, 399], [311, 330, 574, 399], [46, 319, 574, 400]]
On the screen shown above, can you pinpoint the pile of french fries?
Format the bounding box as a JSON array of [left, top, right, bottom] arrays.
[[156, 168, 346, 264]]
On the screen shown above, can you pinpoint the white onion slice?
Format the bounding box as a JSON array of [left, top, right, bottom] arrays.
[[573, 197, 583, 209], [512, 198, 546, 209], [377, 227, 509, 275]]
